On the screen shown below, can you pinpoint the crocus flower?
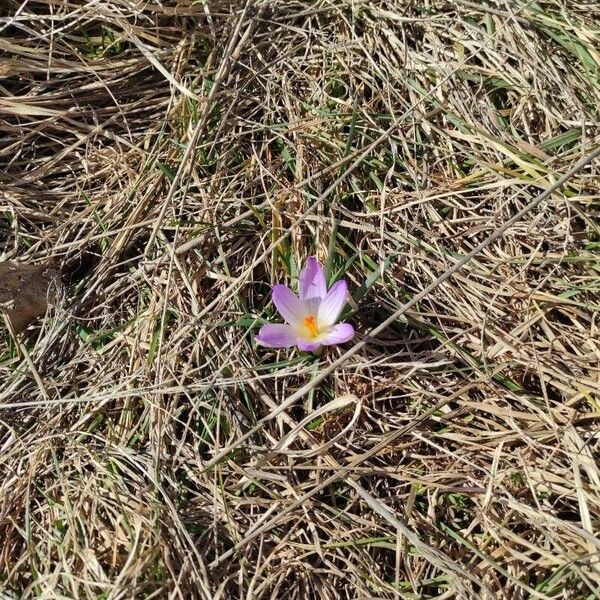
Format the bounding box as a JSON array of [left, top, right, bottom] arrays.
[[256, 257, 354, 352]]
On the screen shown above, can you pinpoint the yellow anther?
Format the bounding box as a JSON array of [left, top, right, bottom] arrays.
[[304, 315, 319, 338]]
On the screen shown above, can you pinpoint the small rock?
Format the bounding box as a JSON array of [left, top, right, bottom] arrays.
[[0, 262, 61, 333]]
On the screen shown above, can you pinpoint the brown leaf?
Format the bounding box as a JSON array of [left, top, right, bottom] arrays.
[[0, 262, 61, 333]]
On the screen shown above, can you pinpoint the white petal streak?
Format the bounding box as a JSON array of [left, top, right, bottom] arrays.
[[318, 280, 348, 327]]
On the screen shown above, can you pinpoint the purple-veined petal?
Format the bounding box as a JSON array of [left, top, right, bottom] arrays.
[[318, 279, 348, 327], [297, 340, 321, 352], [272, 285, 305, 326], [299, 257, 327, 301], [256, 324, 299, 348], [320, 323, 355, 346]]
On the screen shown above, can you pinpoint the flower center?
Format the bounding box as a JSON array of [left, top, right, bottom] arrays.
[[303, 315, 319, 338]]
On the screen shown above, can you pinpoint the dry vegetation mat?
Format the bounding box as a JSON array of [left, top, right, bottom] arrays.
[[1, 0, 600, 598]]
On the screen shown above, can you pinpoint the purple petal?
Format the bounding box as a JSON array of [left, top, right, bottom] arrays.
[[318, 280, 348, 327], [320, 323, 355, 346], [256, 324, 299, 348], [297, 340, 321, 352], [272, 285, 305, 326], [299, 257, 327, 301]]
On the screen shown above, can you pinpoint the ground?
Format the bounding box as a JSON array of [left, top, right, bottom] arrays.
[[1, 1, 599, 598]]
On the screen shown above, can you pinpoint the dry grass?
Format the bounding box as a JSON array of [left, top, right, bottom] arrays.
[[1, 0, 600, 598]]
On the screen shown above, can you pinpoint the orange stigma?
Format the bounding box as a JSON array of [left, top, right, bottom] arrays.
[[304, 315, 319, 338]]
